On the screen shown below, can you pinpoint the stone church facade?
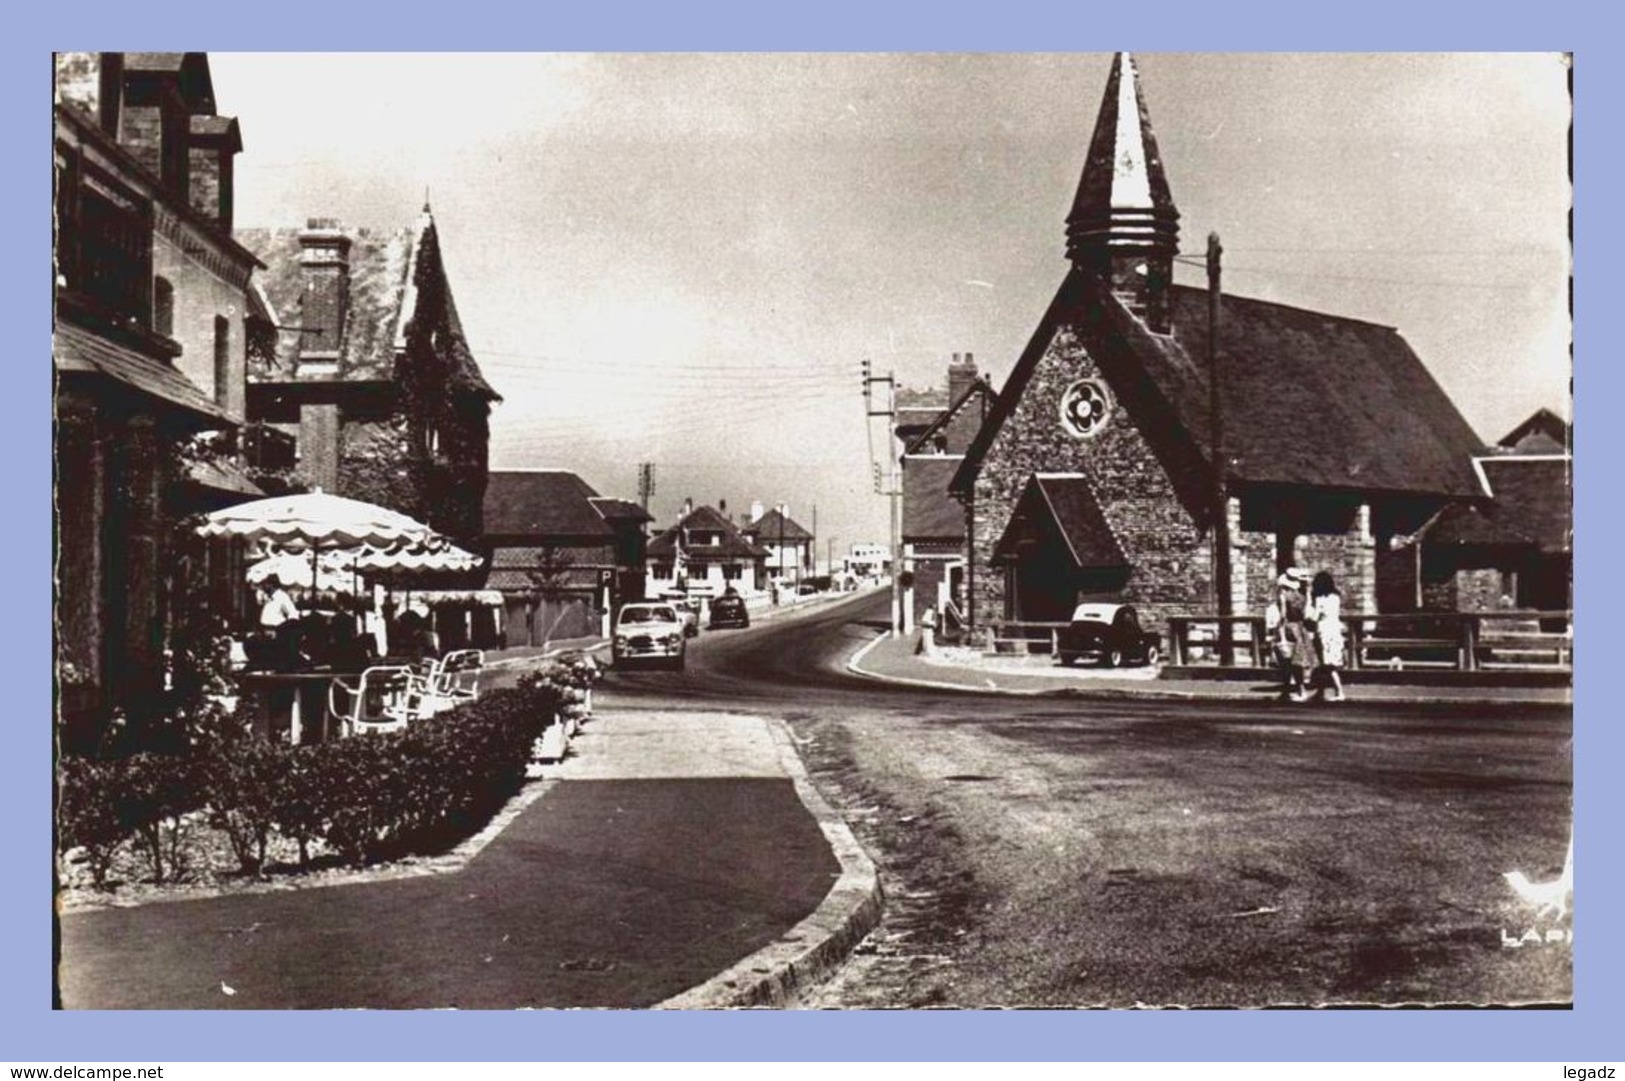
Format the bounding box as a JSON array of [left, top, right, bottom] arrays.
[[950, 54, 1488, 633]]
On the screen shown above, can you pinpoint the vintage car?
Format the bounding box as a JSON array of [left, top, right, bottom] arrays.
[[1055, 602, 1162, 668], [656, 593, 702, 637], [612, 602, 688, 670], [707, 590, 751, 629]]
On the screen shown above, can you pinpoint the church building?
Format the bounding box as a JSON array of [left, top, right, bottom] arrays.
[[949, 54, 1489, 632]]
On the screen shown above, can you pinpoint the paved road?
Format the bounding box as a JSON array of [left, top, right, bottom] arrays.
[[601, 589, 1575, 1007]]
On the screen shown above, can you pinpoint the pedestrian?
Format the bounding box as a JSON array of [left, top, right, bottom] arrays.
[[1270, 571, 1313, 701], [1308, 570, 1347, 702], [257, 581, 303, 669], [918, 604, 938, 657]]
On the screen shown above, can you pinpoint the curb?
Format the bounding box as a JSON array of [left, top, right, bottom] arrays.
[[657, 717, 884, 1009], [484, 639, 610, 670], [845, 631, 1571, 708]]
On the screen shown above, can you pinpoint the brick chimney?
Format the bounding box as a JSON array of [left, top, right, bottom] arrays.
[[118, 59, 190, 195], [750, 500, 764, 523], [188, 115, 241, 229], [296, 218, 351, 373]]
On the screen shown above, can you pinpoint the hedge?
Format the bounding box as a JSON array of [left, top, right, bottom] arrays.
[[59, 659, 596, 883]]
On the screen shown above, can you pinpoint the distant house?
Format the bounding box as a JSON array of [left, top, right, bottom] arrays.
[[53, 52, 264, 741], [1407, 410, 1572, 614], [647, 502, 770, 598], [238, 206, 500, 547], [949, 53, 1488, 632], [482, 470, 651, 646], [741, 501, 815, 583], [895, 354, 995, 627]]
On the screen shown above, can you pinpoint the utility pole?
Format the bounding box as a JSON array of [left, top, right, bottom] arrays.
[[1208, 232, 1234, 666], [862, 358, 903, 633], [637, 462, 655, 513]]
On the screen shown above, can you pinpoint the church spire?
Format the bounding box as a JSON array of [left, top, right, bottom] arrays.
[[1066, 52, 1181, 332]]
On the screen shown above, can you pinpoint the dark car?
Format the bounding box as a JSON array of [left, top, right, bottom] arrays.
[[1056, 603, 1162, 668], [708, 591, 751, 629]]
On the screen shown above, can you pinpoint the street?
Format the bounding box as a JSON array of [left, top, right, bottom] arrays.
[[601, 590, 1574, 1007]]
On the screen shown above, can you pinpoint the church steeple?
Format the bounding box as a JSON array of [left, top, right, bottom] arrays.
[[1065, 52, 1181, 333]]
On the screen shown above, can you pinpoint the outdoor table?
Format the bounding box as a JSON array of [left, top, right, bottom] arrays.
[[239, 668, 364, 745]]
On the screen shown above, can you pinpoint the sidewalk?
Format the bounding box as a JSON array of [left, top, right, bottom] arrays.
[[57, 708, 879, 1009], [849, 630, 1573, 706]]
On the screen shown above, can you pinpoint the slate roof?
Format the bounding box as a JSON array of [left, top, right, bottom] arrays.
[[1498, 407, 1570, 453], [745, 508, 813, 543], [648, 505, 769, 560], [1477, 456, 1572, 553], [903, 376, 997, 455], [483, 471, 614, 539], [902, 456, 966, 542], [993, 474, 1127, 569], [954, 274, 1486, 501], [590, 497, 653, 523], [1417, 504, 1535, 549], [238, 216, 498, 399], [54, 322, 231, 425]]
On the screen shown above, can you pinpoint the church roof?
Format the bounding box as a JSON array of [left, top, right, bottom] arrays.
[[953, 274, 1487, 501]]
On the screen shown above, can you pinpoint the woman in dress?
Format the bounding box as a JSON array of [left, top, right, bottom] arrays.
[[1308, 570, 1347, 702], [1271, 571, 1313, 701]]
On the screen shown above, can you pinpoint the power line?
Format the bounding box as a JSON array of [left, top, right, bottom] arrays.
[[1170, 255, 1552, 291]]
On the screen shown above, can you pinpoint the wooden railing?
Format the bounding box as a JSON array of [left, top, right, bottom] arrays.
[[1167, 610, 1572, 672], [986, 621, 1069, 655]]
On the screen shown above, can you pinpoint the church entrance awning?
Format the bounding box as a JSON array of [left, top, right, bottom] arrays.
[[993, 474, 1129, 623], [992, 474, 1126, 570]]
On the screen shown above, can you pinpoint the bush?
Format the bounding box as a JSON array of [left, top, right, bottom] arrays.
[[57, 757, 126, 889], [272, 745, 327, 868], [118, 753, 204, 884], [57, 673, 570, 882], [203, 737, 287, 875]]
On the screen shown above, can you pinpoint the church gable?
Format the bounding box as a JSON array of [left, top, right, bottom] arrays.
[[969, 302, 1214, 623]]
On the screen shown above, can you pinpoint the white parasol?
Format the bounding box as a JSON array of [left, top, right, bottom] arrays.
[[197, 491, 446, 551]]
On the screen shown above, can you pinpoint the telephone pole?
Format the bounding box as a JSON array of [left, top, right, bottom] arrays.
[[1208, 232, 1234, 665], [862, 358, 903, 633]]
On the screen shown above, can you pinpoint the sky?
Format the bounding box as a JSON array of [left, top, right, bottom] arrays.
[[209, 53, 1572, 559]]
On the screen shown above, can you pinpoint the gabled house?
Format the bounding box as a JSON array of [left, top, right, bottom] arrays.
[[1408, 410, 1572, 615], [54, 52, 265, 742], [896, 353, 995, 626], [949, 53, 1488, 632], [647, 502, 770, 598], [482, 469, 651, 646], [238, 207, 500, 548], [741, 502, 815, 584]]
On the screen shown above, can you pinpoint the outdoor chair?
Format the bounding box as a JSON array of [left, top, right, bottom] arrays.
[[419, 649, 484, 715], [327, 665, 421, 736]]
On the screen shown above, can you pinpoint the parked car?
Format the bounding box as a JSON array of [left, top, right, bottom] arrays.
[[612, 603, 687, 670], [1056, 603, 1162, 668], [708, 591, 751, 629]]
